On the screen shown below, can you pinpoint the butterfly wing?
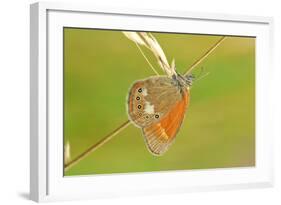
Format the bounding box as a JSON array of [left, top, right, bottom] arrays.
[[142, 89, 189, 155], [127, 76, 190, 155], [128, 76, 182, 127]]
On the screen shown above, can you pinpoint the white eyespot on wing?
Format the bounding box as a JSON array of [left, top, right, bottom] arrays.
[[142, 88, 148, 96], [144, 101, 155, 114]]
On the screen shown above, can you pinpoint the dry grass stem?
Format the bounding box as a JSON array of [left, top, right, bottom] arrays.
[[64, 120, 131, 171], [184, 36, 226, 76]]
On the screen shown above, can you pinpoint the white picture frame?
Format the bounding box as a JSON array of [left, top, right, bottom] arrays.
[[30, 2, 274, 202]]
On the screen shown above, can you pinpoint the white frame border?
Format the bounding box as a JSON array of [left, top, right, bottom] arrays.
[[30, 2, 274, 202]]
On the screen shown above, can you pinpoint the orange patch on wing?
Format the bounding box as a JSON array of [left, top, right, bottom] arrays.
[[142, 89, 190, 155], [160, 89, 189, 138]]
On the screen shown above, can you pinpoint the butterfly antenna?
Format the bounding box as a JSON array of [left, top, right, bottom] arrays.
[[193, 72, 210, 84], [197, 67, 205, 78], [134, 42, 160, 76]]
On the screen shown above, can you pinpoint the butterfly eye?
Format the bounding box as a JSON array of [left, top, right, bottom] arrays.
[[137, 105, 142, 109], [138, 88, 142, 93], [155, 114, 159, 119], [136, 96, 140, 100]]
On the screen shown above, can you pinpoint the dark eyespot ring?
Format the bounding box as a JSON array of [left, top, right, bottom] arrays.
[[136, 96, 140, 100], [145, 116, 149, 119], [138, 88, 142, 93], [137, 105, 142, 109], [155, 114, 159, 119]]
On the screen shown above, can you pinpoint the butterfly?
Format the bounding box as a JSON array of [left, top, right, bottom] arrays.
[[124, 32, 194, 156]]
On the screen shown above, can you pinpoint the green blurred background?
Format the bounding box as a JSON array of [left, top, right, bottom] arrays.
[[64, 28, 255, 176]]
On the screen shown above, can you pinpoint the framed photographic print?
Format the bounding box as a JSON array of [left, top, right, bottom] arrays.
[[30, 2, 274, 202]]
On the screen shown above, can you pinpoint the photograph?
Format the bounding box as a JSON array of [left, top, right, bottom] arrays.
[[63, 28, 255, 176]]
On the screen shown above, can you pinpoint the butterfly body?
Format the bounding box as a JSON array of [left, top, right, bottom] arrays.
[[127, 74, 192, 155]]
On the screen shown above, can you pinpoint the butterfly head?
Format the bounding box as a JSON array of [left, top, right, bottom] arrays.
[[184, 74, 194, 86], [173, 73, 194, 88]]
